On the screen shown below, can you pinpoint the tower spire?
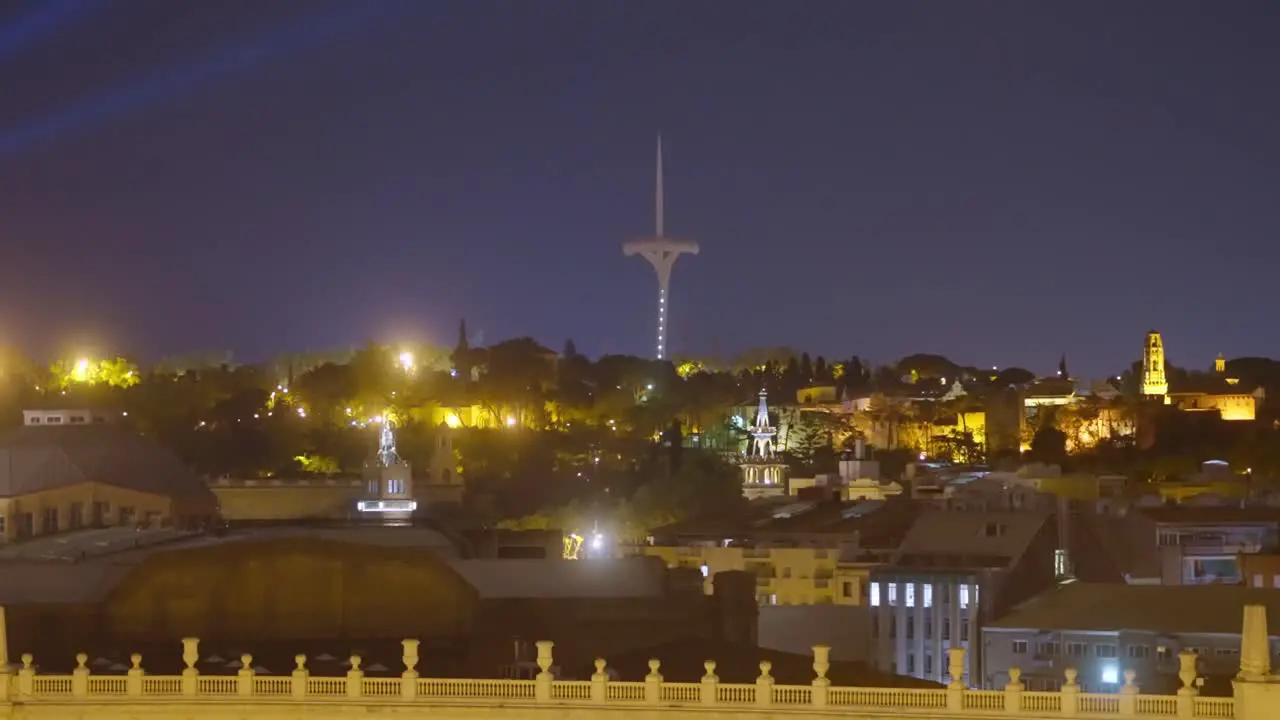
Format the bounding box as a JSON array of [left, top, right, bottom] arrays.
[[655, 135, 664, 238]]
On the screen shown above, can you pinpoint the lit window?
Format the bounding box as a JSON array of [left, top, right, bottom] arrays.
[[870, 582, 881, 607], [888, 582, 899, 606], [700, 564, 709, 577], [906, 583, 916, 608], [959, 584, 970, 609], [923, 583, 933, 608]]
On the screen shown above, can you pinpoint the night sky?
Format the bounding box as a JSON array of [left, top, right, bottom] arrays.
[[2, 1, 1277, 377]]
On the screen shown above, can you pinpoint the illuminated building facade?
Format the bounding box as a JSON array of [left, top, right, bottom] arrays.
[[1142, 331, 1169, 398], [622, 137, 699, 360], [358, 419, 416, 520], [740, 389, 787, 496]]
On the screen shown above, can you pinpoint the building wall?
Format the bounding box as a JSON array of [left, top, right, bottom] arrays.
[[868, 571, 983, 684], [758, 604, 873, 662], [640, 545, 852, 606], [210, 481, 363, 521], [982, 627, 1266, 692], [0, 481, 176, 542], [1169, 393, 1256, 422]]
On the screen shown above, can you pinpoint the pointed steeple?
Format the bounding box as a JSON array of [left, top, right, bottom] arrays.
[[1058, 353, 1069, 380]]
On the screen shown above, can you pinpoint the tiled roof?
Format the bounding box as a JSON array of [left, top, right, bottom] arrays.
[[0, 424, 212, 502], [892, 509, 1050, 569], [988, 582, 1280, 635], [1137, 506, 1280, 525]]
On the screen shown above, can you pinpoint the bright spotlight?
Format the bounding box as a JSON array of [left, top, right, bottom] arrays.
[[398, 351, 414, 372]]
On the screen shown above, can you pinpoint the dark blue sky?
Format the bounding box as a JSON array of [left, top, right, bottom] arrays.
[[1, 0, 1277, 377]]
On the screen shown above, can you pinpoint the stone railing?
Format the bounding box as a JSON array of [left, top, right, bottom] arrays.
[[0, 639, 1233, 719]]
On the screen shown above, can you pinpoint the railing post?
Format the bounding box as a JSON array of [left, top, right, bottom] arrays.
[[644, 659, 662, 705], [811, 645, 830, 708], [1005, 667, 1024, 714], [756, 661, 774, 707], [181, 638, 199, 697], [401, 640, 420, 700], [701, 660, 718, 705], [0, 606, 8, 702], [237, 654, 255, 697], [535, 641, 554, 702], [125, 653, 143, 698], [1119, 670, 1138, 716], [1176, 652, 1198, 719], [591, 658, 609, 703], [1061, 668, 1079, 717], [16, 655, 33, 698], [71, 653, 89, 698], [291, 655, 308, 700], [947, 646, 966, 711], [346, 655, 364, 699]]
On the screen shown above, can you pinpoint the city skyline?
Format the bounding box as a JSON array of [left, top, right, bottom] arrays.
[[1, 2, 1278, 377]]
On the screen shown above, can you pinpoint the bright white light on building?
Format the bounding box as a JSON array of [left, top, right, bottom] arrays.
[[399, 351, 414, 372], [506, 416, 517, 427], [297, 407, 306, 418], [1101, 665, 1118, 685], [870, 582, 881, 606], [591, 533, 604, 549], [356, 499, 417, 513], [700, 564, 709, 577]]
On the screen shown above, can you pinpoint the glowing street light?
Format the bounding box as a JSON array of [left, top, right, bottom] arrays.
[[398, 351, 415, 373]]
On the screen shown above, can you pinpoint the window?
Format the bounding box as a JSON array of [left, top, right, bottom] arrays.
[[923, 583, 933, 607], [906, 583, 916, 607], [1012, 640, 1028, 655], [870, 582, 881, 606], [959, 583, 971, 609], [841, 581, 853, 597], [0, 515, 6, 535], [1055, 549, 1069, 576], [68, 503, 84, 530], [29, 417, 41, 424], [1037, 642, 1060, 657], [119, 507, 136, 525], [46, 415, 63, 424], [41, 508, 58, 534], [942, 618, 952, 640], [925, 618, 933, 639], [1255, 574, 1265, 588], [69, 414, 86, 424], [1067, 642, 1087, 657], [888, 583, 899, 606], [906, 616, 915, 640], [961, 619, 970, 642], [1096, 644, 1118, 658], [1274, 576, 1280, 590], [924, 654, 934, 675], [983, 523, 1006, 537], [1158, 647, 1174, 661], [906, 654, 915, 674], [1128, 645, 1152, 659]]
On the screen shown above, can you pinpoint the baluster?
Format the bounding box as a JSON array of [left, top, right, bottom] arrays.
[[701, 660, 718, 705], [1120, 669, 1138, 716], [1176, 652, 1198, 719], [1005, 667, 1024, 714], [535, 641, 554, 702], [17, 655, 33, 698], [346, 655, 363, 699], [401, 640, 419, 700], [1061, 668, 1079, 717], [291, 655, 308, 700], [237, 654, 255, 697], [756, 661, 774, 707], [948, 646, 967, 710], [126, 654, 143, 698], [590, 658, 608, 703], [811, 645, 830, 707], [644, 659, 662, 705], [181, 638, 199, 697], [71, 653, 89, 698]]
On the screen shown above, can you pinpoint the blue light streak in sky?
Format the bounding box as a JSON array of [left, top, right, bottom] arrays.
[[0, 2, 414, 158], [0, 0, 99, 63]]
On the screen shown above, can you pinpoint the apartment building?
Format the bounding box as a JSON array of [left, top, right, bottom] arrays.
[[983, 583, 1280, 692]]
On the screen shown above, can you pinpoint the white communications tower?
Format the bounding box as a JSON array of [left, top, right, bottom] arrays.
[[622, 137, 699, 360]]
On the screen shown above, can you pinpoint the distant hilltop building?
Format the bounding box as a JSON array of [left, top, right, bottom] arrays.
[[1141, 330, 1169, 398], [1140, 330, 1263, 421]]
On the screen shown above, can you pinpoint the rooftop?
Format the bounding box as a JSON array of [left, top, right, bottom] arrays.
[[0, 422, 212, 501], [988, 582, 1280, 635]]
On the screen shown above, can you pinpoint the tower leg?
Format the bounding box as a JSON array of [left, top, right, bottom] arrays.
[[657, 283, 668, 359]]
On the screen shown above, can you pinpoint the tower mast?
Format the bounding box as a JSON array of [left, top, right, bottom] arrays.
[[622, 136, 699, 360]]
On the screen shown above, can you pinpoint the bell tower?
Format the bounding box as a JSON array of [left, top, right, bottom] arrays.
[[1142, 330, 1169, 399]]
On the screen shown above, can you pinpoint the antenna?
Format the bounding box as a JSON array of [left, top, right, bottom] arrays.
[[655, 135, 664, 238]]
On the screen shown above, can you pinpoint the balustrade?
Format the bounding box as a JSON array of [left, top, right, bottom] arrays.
[[0, 637, 1234, 718]]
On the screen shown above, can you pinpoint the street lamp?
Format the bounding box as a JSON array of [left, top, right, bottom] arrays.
[[398, 351, 415, 373]]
